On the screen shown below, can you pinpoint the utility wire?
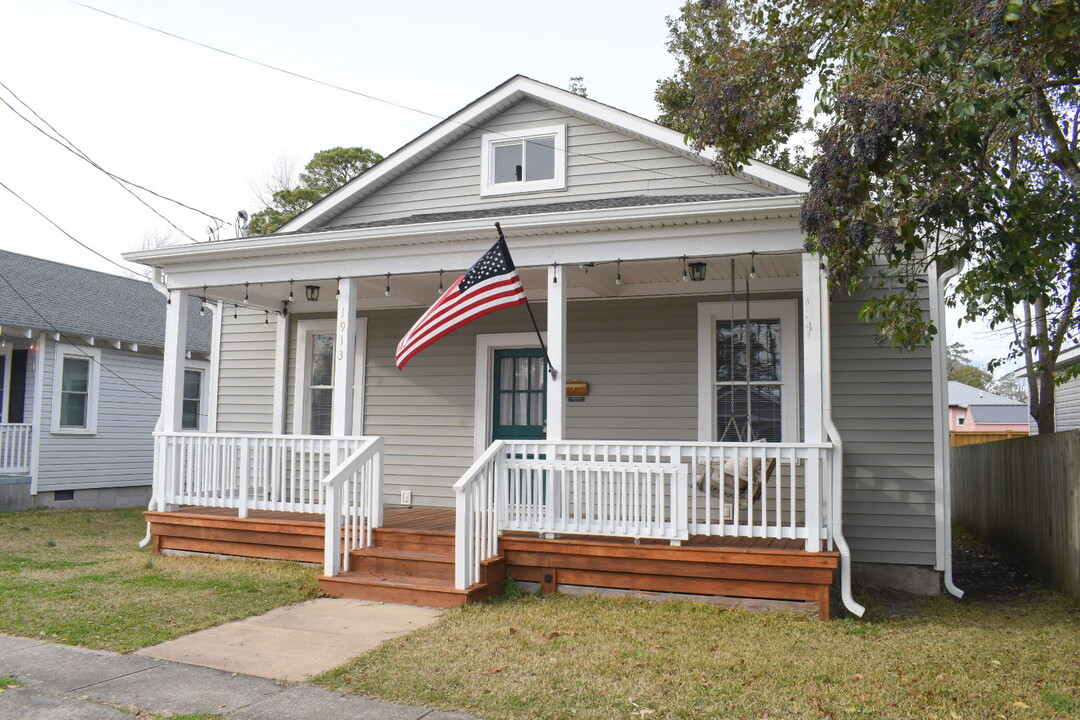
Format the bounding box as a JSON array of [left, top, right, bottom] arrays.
[[0, 178, 138, 276], [0, 79, 225, 242], [68, 0, 743, 193]]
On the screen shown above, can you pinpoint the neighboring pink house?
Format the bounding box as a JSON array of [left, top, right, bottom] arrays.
[[948, 381, 1030, 434]]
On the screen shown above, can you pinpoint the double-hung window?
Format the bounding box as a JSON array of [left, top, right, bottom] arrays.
[[181, 369, 203, 430], [51, 345, 100, 434], [480, 125, 567, 196], [697, 301, 798, 442]]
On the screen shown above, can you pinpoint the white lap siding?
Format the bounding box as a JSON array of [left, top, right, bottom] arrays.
[[326, 100, 769, 228], [36, 341, 159, 491], [215, 308, 278, 433], [830, 290, 938, 567]]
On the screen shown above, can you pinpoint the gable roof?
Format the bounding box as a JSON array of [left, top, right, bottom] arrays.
[[280, 75, 809, 234], [947, 380, 1023, 408], [0, 250, 211, 351]]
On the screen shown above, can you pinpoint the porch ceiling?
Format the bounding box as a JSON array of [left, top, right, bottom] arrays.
[[201, 252, 803, 312]]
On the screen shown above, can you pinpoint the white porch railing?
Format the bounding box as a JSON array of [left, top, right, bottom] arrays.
[[454, 440, 833, 589], [153, 432, 377, 515], [323, 436, 384, 577], [0, 423, 32, 474]]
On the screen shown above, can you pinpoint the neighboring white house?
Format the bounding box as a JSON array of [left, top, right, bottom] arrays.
[[126, 76, 963, 616], [0, 250, 211, 510], [1051, 345, 1080, 431]]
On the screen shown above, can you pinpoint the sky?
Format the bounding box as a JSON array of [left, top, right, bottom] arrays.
[[0, 0, 1011, 371]]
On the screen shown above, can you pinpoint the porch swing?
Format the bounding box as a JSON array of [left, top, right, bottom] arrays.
[[696, 255, 777, 512]]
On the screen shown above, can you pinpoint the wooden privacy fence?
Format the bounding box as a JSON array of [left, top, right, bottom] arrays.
[[949, 430, 1028, 447], [952, 431, 1080, 601]]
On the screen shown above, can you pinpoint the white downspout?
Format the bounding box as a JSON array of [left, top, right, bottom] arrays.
[[819, 264, 866, 617], [931, 261, 965, 598], [141, 267, 171, 547]]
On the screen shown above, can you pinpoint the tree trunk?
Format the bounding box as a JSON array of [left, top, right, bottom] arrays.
[[1037, 366, 1056, 433]]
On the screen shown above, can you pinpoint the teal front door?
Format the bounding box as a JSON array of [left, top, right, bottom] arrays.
[[492, 348, 547, 441]]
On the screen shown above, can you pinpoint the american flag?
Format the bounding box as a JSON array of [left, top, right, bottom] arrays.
[[395, 237, 528, 370]]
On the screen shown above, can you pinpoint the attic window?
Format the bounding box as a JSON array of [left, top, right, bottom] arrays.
[[480, 125, 566, 196]]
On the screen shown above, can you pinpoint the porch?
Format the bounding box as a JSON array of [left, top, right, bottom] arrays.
[[0, 423, 32, 474], [146, 432, 841, 618]]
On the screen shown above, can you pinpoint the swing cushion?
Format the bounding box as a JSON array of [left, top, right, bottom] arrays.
[[694, 440, 776, 509]]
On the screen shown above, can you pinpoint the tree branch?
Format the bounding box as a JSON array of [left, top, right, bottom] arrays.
[[1030, 86, 1080, 188]]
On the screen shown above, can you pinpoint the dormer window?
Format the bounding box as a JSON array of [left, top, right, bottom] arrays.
[[480, 125, 566, 196]]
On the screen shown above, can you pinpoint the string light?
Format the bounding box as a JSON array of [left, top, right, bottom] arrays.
[[552, 262, 558, 284], [749, 251, 757, 279], [681, 255, 689, 282], [233, 304, 237, 320], [264, 310, 269, 325], [199, 285, 207, 317], [288, 280, 294, 303], [335, 277, 341, 298], [615, 259, 622, 286], [385, 273, 391, 297], [243, 282, 249, 305], [437, 269, 444, 295]]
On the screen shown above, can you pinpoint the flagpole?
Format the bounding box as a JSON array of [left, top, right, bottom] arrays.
[[495, 222, 558, 381]]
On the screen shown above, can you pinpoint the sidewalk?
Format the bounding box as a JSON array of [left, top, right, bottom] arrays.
[[0, 634, 479, 720]]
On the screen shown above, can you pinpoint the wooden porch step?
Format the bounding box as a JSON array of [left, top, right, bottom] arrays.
[[348, 546, 504, 584], [318, 569, 504, 609]]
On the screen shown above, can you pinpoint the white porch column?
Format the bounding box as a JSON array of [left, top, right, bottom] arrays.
[[332, 278, 357, 436], [161, 290, 189, 433], [801, 253, 824, 552], [206, 301, 223, 433], [271, 309, 290, 435], [545, 264, 566, 441]]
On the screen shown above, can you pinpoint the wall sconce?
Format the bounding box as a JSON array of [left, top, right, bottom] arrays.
[[689, 261, 707, 282], [305, 285, 320, 302]]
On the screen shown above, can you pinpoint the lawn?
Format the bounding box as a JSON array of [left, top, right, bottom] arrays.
[[0, 507, 319, 652], [318, 581, 1080, 720]]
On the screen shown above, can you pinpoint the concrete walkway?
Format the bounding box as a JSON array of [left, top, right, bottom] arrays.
[[135, 597, 444, 681], [0, 633, 479, 720]]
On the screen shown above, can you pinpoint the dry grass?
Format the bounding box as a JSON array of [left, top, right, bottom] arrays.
[[316, 589, 1080, 720], [0, 507, 319, 652]]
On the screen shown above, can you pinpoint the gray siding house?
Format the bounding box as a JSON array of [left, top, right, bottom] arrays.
[[126, 77, 961, 616], [0, 251, 211, 509]]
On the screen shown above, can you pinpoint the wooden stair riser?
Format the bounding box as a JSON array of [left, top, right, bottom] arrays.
[[348, 551, 505, 585], [318, 575, 505, 609], [371, 531, 454, 553]]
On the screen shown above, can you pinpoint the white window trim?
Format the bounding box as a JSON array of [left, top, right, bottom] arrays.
[[479, 124, 567, 197], [473, 332, 546, 458], [50, 344, 100, 435], [292, 317, 367, 435], [182, 359, 210, 432], [696, 300, 799, 443]]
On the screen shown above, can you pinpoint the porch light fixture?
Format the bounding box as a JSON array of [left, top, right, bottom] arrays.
[[615, 259, 622, 286], [305, 285, 320, 302], [689, 261, 707, 282]]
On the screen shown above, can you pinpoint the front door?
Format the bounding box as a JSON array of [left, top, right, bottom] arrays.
[[492, 348, 547, 441]]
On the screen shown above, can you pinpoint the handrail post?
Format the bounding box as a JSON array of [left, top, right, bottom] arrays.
[[324, 481, 342, 577], [454, 488, 471, 589], [238, 437, 250, 519], [804, 447, 822, 552], [372, 438, 384, 528]]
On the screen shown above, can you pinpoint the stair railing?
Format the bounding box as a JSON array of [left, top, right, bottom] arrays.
[[322, 436, 385, 577], [453, 439, 505, 590]]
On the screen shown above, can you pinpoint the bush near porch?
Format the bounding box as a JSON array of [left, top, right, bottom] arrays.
[[0, 507, 319, 653], [317, 552, 1080, 720]]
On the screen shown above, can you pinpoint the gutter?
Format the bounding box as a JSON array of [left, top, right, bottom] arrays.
[[933, 261, 965, 599], [818, 265, 866, 617]]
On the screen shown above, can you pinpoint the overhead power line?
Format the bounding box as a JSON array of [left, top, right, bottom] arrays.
[[0, 79, 226, 242], [68, 1, 739, 193], [0, 178, 138, 276]]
